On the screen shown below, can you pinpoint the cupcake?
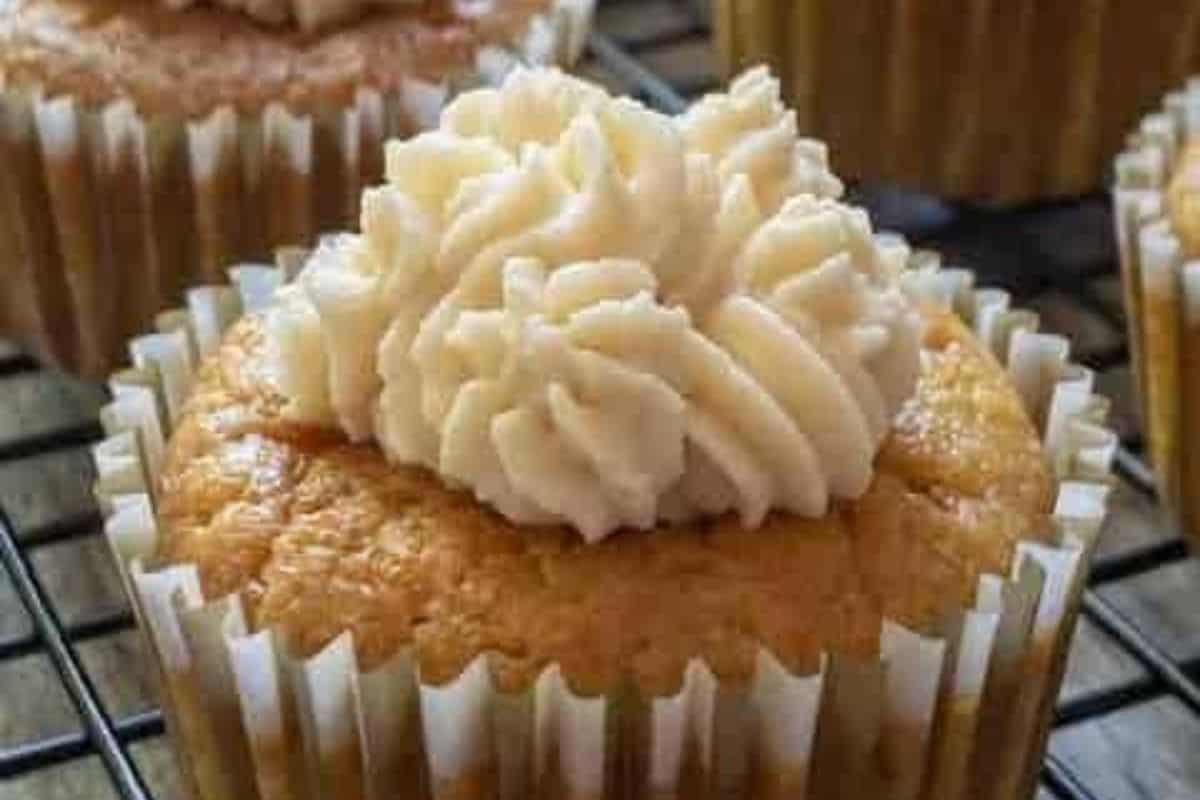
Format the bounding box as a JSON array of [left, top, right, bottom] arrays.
[[711, 0, 1200, 203], [1113, 77, 1200, 543], [94, 67, 1113, 799], [0, 0, 593, 378]]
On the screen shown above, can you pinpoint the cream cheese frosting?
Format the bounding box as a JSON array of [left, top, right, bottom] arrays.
[[269, 66, 921, 542]]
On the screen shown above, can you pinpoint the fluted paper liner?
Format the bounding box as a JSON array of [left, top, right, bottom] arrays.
[[1114, 76, 1200, 543], [713, 0, 1200, 203], [92, 245, 1113, 798], [0, 0, 594, 380]]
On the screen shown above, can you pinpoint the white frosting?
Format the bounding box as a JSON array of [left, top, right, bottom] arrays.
[[269, 67, 920, 542], [679, 66, 844, 215]]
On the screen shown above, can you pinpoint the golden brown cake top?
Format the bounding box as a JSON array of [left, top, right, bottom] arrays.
[[1168, 140, 1200, 258], [169, 0, 427, 34], [156, 304, 1053, 696], [0, 0, 548, 115]]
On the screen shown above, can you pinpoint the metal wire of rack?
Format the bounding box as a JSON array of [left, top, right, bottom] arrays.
[[0, 1, 1197, 798]]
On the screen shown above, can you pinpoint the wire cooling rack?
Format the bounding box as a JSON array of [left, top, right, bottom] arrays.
[[1, 1, 1198, 798]]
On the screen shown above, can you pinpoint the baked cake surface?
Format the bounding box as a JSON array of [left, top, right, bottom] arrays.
[[156, 304, 1053, 695], [0, 0, 549, 114]]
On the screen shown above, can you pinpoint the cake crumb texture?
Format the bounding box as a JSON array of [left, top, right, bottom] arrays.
[[157, 305, 1053, 696], [0, 0, 548, 115]]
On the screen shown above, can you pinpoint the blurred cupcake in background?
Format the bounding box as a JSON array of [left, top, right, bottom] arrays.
[[711, 0, 1200, 204], [0, 0, 594, 377], [1114, 77, 1200, 544]]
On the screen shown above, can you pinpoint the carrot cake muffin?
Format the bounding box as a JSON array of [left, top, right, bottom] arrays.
[[0, 0, 592, 377], [100, 67, 1111, 799]]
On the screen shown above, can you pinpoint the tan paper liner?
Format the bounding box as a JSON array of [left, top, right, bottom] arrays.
[[91, 243, 1114, 799], [712, 0, 1200, 204], [1113, 76, 1200, 543], [0, 0, 595, 380]]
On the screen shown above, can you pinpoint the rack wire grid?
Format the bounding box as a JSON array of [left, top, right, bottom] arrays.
[[0, 1, 1196, 798]]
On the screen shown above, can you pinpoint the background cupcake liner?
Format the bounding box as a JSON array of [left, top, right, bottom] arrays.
[[710, 0, 1200, 204], [90, 242, 1115, 800], [1113, 77, 1200, 543], [0, 0, 595, 380]]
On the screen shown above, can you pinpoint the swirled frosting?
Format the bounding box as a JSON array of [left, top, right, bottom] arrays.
[[269, 66, 921, 542], [679, 66, 844, 214]]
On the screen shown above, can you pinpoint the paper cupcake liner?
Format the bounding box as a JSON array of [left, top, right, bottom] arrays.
[[89, 242, 1114, 800], [1113, 76, 1200, 541], [712, 0, 1200, 203], [0, 0, 594, 380]]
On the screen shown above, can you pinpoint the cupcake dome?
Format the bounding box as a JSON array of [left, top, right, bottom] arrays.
[[161, 66, 1043, 691], [0, 0, 593, 376], [162, 303, 1050, 693]]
